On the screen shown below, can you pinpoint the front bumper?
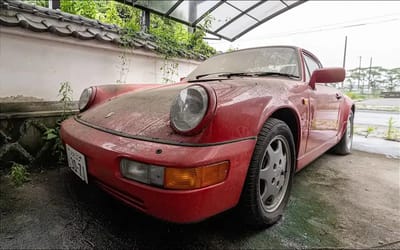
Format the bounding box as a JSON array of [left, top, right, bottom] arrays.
[[60, 118, 256, 223]]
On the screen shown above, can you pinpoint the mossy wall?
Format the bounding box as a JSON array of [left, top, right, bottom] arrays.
[[0, 101, 77, 170]]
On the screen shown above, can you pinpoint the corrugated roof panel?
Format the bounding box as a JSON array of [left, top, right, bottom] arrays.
[[170, 1, 217, 23], [218, 15, 258, 39], [248, 1, 287, 20], [206, 3, 241, 31], [134, 0, 179, 14], [115, 0, 307, 41], [227, 0, 261, 12]]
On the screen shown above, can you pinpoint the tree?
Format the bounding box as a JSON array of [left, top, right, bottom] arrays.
[[346, 67, 400, 93], [385, 68, 400, 92]]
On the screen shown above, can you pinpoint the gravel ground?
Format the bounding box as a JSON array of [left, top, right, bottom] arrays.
[[1, 150, 399, 249]]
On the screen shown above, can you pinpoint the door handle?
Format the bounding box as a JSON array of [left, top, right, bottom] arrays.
[[336, 93, 342, 100]]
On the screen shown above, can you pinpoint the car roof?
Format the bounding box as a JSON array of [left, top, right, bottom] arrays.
[[217, 45, 301, 56]]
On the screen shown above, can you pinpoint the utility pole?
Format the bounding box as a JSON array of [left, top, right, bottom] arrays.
[[342, 36, 347, 89], [358, 56, 362, 93], [368, 57, 373, 93], [342, 36, 347, 69]]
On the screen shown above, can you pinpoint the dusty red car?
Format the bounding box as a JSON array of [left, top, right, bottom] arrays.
[[61, 46, 354, 227]]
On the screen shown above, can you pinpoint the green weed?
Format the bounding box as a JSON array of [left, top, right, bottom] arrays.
[[10, 163, 30, 186], [386, 117, 399, 140], [365, 126, 375, 138]]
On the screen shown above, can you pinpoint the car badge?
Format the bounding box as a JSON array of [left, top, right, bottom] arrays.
[[105, 112, 115, 118]]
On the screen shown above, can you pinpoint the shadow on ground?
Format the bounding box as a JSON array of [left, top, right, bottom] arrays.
[[1, 151, 399, 249]]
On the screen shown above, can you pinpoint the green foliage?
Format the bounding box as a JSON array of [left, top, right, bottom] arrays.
[[43, 122, 65, 165], [345, 67, 400, 93], [58, 81, 73, 119], [41, 81, 73, 165], [60, 0, 142, 30], [186, 15, 216, 58], [160, 60, 179, 83], [57, 0, 214, 58], [386, 117, 398, 141], [365, 126, 375, 138], [148, 15, 215, 59], [344, 91, 366, 100], [60, 0, 99, 19], [10, 163, 30, 187], [24, 0, 215, 59], [23, 0, 48, 7]]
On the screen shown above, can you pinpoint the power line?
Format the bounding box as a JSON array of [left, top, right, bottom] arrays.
[[264, 15, 400, 39], [208, 13, 400, 44]]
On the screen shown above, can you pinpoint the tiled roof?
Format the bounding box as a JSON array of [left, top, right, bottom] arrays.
[[0, 0, 205, 60]]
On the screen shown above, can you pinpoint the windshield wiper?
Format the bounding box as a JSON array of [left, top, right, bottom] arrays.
[[254, 72, 300, 79], [195, 72, 254, 80], [195, 72, 230, 79], [217, 72, 256, 78], [193, 71, 300, 80]]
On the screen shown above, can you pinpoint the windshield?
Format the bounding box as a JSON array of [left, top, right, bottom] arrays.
[[187, 47, 300, 81]]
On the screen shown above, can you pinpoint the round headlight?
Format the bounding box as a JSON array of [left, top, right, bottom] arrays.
[[170, 85, 209, 133], [78, 87, 94, 111]]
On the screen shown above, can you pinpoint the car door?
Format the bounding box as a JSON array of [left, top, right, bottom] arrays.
[[304, 53, 342, 153]]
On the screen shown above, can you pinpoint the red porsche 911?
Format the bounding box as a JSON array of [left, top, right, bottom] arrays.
[[61, 46, 354, 227]]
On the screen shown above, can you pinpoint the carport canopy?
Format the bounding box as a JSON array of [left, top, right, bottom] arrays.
[[114, 0, 306, 41]]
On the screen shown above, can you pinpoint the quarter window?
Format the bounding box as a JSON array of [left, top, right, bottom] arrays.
[[304, 54, 321, 82]]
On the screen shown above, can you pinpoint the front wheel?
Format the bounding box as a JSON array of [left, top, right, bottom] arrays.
[[238, 118, 295, 228]]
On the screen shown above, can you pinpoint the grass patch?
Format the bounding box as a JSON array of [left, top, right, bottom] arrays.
[[10, 163, 30, 186]]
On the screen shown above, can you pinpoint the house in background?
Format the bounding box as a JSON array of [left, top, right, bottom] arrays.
[[0, 0, 202, 101]]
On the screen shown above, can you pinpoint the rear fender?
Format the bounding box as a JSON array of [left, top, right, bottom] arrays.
[[337, 96, 354, 139]]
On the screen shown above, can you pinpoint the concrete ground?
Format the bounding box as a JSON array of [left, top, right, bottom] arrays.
[[357, 98, 399, 107], [353, 135, 400, 158], [356, 98, 399, 112], [1, 151, 399, 249]]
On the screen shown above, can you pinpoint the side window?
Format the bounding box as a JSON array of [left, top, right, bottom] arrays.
[[303, 54, 320, 82]]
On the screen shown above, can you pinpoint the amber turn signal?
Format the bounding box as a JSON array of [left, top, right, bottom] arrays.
[[164, 161, 229, 190]]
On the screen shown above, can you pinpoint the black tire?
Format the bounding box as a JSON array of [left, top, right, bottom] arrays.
[[238, 118, 295, 228], [333, 111, 354, 155]]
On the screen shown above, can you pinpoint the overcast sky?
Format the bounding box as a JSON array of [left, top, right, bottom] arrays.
[[207, 1, 400, 70]]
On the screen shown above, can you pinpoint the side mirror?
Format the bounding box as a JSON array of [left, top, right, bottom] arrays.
[[309, 67, 345, 89]]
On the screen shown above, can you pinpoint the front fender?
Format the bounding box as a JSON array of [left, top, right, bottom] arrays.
[[89, 84, 161, 109]]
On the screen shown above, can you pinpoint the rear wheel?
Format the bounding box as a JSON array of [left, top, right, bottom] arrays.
[[238, 118, 295, 228], [333, 111, 353, 155]]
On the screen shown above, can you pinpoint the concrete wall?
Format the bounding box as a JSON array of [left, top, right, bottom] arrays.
[[0, 27, 200, 101]]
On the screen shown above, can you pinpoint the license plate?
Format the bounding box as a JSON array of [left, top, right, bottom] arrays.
[[66, 144, 88, 183]]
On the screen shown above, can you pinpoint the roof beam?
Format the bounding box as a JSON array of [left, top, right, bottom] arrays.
[[165, 0, 184, 16], [192, 0, 225, 27]]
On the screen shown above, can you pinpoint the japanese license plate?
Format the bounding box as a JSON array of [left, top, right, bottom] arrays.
[[66, 144, 88, 183]]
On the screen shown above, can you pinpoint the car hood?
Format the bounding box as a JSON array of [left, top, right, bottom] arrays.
[[78, 84, 186, 138], [77, 78, 294, 144]]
